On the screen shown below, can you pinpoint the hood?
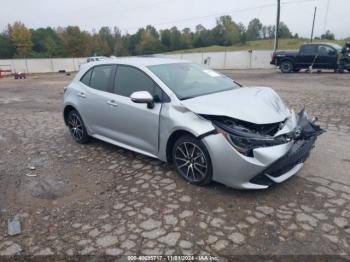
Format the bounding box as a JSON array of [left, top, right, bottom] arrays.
[[181, 87, 290, 124]]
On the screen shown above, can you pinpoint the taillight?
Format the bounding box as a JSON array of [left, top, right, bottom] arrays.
[[271, 52, 276, 61]]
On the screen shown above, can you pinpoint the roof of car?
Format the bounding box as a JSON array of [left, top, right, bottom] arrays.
[[302, 42, 337, 46], [86, 56, 187, 67]]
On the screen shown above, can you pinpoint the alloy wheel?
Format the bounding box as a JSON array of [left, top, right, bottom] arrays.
[[174, 142, 208, 182], [67, 112, 84, 141]]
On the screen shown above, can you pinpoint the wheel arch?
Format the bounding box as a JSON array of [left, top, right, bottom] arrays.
[[165, 128, 216, 163], [280, 58, 295, 66], [165, 130, 197, 163], [63, 104, 78, 126]]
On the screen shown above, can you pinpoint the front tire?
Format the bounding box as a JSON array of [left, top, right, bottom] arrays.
[[66, 109, 91, 144], [172, 135, 212, 185], [280, 60, 293, 73]]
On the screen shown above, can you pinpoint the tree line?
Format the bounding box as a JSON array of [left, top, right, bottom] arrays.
[[0, 16, 338, 59]]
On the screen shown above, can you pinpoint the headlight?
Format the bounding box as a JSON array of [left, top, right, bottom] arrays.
[[216, 127, 289, 157]]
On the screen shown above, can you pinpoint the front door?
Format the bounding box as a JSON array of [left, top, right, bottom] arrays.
[[316, 45, 337, 69], [107, 65, 164, 156]]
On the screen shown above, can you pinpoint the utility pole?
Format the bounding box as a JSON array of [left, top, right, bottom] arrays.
[[274, 0, 281, 52], [323, 0, 330, 33], [310, 6, 317, 42]]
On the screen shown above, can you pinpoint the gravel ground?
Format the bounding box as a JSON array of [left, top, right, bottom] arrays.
[[0, 70, 349, 259]]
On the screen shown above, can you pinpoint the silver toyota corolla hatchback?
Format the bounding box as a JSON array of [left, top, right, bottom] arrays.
[[63, 57, 323, 189]]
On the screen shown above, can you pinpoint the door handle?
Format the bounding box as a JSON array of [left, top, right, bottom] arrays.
[[107, 100, 118, 107], [77, 92, 86, 98]]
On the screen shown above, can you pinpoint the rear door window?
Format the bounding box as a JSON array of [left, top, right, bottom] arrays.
[[300, 45, 317, 54], [90, 65, 114, 92]]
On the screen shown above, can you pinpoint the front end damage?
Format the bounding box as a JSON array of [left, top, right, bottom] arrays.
[[200, 110, 324, 189]]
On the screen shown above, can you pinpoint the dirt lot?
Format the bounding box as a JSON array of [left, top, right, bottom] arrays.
[[0, 70, 350, 258]]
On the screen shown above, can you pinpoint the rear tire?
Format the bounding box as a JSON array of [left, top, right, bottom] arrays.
[[66, 109, 91, 144], [280, 60, 293, 73], [172, 135, 212, 186]]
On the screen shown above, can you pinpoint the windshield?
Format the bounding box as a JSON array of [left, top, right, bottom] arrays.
[[329, 43, 343, 51], [148, 63, 240, 100]]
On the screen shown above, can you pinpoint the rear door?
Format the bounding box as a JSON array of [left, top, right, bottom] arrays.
[[296, 45, 318, 68], [316, 45, 337, 69], [77, 64, 117, 137]]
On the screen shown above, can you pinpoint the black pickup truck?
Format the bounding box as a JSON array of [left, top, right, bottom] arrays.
[[270, 43, 343, 73]]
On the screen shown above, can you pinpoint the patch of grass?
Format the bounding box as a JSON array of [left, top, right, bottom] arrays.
[[165, 38, 346, 54]]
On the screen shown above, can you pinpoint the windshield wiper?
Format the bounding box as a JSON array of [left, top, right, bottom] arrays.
[[180, 96, 195, 100]]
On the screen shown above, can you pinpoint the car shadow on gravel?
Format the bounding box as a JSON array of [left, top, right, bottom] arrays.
[[85, 135, 308, 202]]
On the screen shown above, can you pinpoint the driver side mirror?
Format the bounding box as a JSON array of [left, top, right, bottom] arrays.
[[130, 91, 154, 109]]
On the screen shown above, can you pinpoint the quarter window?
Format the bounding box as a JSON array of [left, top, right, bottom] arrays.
[[80, 68, 92, 86], [90, 65, 113, 92], [114, 65, 163, 101]]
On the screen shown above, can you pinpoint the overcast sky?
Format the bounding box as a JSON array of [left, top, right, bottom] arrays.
[[0, 0, 349, 38]]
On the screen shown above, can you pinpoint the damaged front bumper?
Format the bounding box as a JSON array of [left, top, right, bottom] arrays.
[[251, 110, 324, 187], [250, 135, 317, 187], [201, 110, 324, 189]]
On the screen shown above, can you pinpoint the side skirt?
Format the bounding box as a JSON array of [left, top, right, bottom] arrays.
[[92, 134, 159, 160]]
